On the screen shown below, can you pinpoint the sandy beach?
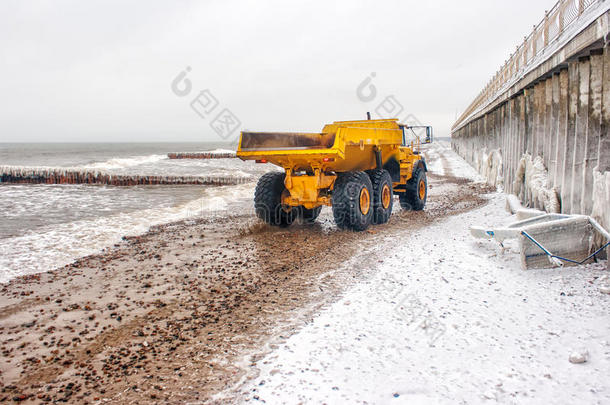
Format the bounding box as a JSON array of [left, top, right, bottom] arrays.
[[0, 145, 494, 403]]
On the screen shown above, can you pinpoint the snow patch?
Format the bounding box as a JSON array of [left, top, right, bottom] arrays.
[[238, 193, 610, 403]]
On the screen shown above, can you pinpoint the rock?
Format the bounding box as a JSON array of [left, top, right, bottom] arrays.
[[599, 285, 610, 295], [569, 349, 589, 364]]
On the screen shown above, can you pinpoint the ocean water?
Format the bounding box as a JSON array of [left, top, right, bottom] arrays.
[[0, 143, 274, 283]]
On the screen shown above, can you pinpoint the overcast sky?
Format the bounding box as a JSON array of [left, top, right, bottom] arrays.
[[0, 0, 556, 143]]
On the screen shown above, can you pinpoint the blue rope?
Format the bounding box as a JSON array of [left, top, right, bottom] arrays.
[[521, 230, 610, 265]]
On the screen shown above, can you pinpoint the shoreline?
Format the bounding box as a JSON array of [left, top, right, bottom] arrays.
[[0, 182, 257, 284]]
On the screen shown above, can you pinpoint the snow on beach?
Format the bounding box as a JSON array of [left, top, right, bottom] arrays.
[[236, 143, 610, 404]]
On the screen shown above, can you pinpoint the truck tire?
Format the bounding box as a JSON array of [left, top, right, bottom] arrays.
[[254, 172, 297, 227], [368, 169, 393, 224], [399, 167, 427, 211], [300, 206, 322, 223], [332, 171, 373, 231]]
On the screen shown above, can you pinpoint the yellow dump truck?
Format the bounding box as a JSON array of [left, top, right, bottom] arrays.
[[236, 118, 432, 231]]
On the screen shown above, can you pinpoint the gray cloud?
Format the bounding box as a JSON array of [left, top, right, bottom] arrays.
[[0, 0, 556, 142]]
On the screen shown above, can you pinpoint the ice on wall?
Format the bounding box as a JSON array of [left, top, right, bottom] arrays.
[[513, 154, 560, 213], [474, 147, 503, 188], [591, 168, 610, 244]]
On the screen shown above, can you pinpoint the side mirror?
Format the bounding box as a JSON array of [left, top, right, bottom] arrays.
[[424, 126, 433, 144]]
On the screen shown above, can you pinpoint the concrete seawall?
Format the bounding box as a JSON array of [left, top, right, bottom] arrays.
[[452, 1, 609, 234]]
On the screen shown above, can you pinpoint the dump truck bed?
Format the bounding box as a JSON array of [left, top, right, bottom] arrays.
[[239, 132, 336, 150], [236, 119, 404, 172]]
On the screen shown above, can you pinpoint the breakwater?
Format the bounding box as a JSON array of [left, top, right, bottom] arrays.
[[0, 166, 251, 186], [167, 152, 236, 159]]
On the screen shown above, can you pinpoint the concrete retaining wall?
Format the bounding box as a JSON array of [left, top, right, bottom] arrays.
[[452, 9, 610, 234]]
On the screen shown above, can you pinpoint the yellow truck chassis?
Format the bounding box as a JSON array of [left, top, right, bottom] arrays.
[[236, 118, 431, 231]]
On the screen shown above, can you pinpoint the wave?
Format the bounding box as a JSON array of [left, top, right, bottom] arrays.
[[83, 154, 167, 170]]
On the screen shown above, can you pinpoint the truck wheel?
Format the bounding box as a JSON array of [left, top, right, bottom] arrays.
[[300, 206, 322, 223], [399, 167, 427, 211], [368, 169, 393, 224], [332, 171, 373, 231], [254, 172, 297, 227]]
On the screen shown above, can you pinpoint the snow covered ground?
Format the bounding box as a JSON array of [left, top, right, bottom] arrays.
[[238, 142, 610, 404]]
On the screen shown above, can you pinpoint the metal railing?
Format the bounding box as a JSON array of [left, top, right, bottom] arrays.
[[453, 0, 601, 132]]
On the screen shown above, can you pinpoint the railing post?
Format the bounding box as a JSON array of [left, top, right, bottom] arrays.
[[532, 25, 537, 56], [543, 10, 549, 47], [558, 1, 565, 33]]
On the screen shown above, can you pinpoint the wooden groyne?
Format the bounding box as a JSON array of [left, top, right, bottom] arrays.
[[0, 166, 251, 186], [167, 152, 236, 159]]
